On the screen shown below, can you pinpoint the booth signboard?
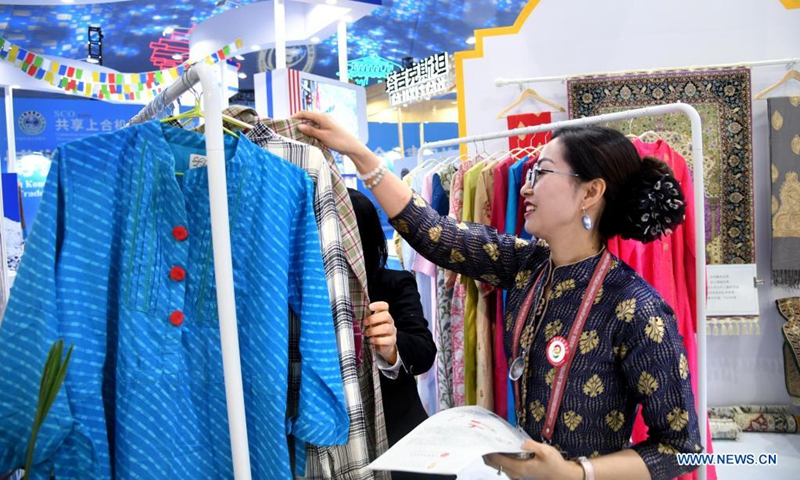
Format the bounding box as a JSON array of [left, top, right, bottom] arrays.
[[385, 52, 454, 107], [343, 54, 401, 87]]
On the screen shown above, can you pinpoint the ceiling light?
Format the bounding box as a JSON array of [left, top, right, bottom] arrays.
[[326, 0, 338, 4], [238, 72, 248, 79], [172, 53, 183, 60], [60, 0, 75, 4], [234, 54, 245, 61], [310, 37, 321, 44], [402, 103, 408, 108], [163, 26, 175, 36], [466, 37, 476, 45], [251, 45, 260, 51], [86, 57, 99, 64]]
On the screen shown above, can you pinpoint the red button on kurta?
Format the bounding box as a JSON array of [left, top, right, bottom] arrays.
[[172, 226, 188, 242], [170, 266, 186, 282], [169, 310, 184, 326]]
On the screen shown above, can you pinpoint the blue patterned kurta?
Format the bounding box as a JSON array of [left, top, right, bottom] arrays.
[[0, 122, 348, 479], [390, 192, 701, 480]]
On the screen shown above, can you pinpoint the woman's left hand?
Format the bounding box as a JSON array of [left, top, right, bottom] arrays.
[[483, 440, 584, 480]]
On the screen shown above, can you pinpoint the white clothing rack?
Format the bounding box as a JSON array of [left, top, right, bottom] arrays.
[[128, 62, 252, 480], [495, 57, 800, 86], [418, 103, 708, 480]]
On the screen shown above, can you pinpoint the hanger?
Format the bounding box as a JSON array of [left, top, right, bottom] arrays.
[[161, 78, 243, 137], [483, 148, 510, 163], [625, 118, 637, 138], [754, 68, 800, 100], [496, 85, 566, 119], [637, 130, 662, 143]]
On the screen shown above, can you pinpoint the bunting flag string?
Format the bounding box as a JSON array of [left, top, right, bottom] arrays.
[[0, 37, 243, 102]]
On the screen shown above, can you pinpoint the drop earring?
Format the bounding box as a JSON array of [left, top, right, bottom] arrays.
[[581, 208, 593, 231]]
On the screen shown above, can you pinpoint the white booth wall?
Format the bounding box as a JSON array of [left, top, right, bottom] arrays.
[[458, 0, 800, 406]]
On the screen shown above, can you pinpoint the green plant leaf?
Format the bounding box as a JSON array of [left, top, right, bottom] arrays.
[[23, 340, 73, 480]]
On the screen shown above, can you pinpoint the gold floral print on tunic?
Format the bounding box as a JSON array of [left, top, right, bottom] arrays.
[[456, 221, 469, 230], [515, 238, 530, 249], [658, 443, 679, 455], [646, 316, 666, 343], [394, 219, 410, 234], [594, 285, 604, 305], [449, 249, 465, 263], [563, 411, 583, 431], [515, 270, 532, 289], [606, 410, 625, 432], [545, 367, 556, 387], [638, 372, 660, 396], [616, 298, 636, 322], [530, 399, 545, 422], [544, 319, 563, 341], [428, 226, 442, 242], [550, 279, 576, 299], [667, 407, 689, 431], [613, 342, 629, 360], [413, 193, 426, 207], [483, 243, 500, 261], [583, 375, 604, 397], [679, 353, 689, 380], [579, 330, 599, 354], [481, 274, 499, 285]]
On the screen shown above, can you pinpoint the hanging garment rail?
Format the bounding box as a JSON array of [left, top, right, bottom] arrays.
[[495, 57, 800, 86], [418, 103, 708, 480], [128, 62, 252, 480]]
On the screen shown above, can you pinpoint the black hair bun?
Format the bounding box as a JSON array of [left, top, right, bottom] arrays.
[[618, 156, 686, 243]]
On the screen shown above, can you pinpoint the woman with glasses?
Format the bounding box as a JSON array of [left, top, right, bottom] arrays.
[[293, 111, 701, 480]]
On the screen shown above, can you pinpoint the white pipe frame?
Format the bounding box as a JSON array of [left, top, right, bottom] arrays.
[[129, 62, 252, 480]]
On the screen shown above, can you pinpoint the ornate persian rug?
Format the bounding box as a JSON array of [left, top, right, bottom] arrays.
[[734, 413, 799, 433], [567, 68, 754, 265], [769, 97, 800, 288], [777, 297, 800, 404]]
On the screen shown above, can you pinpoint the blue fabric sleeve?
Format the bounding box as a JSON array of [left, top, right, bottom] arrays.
[[0, 150, 70, 480], [431, 173, 449, 216], [287, 176, 349, 446], [0, 144, 116, 479], [505, 160, 523, 236]]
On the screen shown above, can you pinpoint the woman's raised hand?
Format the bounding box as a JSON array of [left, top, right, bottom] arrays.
[[292, 111, 370, 159]]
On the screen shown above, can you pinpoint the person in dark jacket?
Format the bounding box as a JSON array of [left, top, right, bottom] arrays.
[[350, 188, 450, 480], [349, 188, 437, 445]]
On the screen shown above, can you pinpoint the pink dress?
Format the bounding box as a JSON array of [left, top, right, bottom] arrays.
[[607, 139, 715, 480], [448, 160, 474, 407]]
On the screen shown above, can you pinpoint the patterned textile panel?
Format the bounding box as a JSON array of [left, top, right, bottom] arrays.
[[733, 413, 799, 433], [709, 418, 741, 440], [567, 68, 754, 265], [769, 97, 800, 287]]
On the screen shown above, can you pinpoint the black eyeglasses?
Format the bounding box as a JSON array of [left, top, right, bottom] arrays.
[[525, 163, 581, 187]]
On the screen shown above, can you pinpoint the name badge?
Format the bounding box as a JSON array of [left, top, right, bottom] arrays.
[[546, 336, 569, 367]]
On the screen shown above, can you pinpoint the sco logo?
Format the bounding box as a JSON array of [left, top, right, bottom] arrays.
[[259, 45, 317, 73], [18, 111, 46, 135]]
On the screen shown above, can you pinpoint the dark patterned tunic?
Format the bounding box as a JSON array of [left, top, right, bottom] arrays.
[[390, 192, 701, 480]]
